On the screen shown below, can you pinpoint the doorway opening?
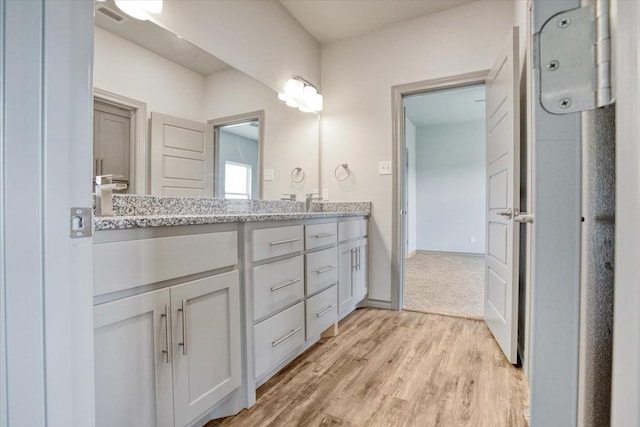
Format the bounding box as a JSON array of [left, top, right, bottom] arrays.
[[402, 84, 487, 318], [210, 111, 264, 200]]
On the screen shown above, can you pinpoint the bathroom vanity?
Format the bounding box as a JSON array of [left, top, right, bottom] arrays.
[[92, 196, 369, 427]]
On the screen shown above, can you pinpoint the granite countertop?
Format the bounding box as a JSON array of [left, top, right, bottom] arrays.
[[94, 195, 371, 231]]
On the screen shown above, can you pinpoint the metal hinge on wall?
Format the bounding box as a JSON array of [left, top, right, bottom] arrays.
[[539, 1, 614, 114]]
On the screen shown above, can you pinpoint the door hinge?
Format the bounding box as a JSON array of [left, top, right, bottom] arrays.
[[70, 207, 92, 238], [539, 1, 613, 114]]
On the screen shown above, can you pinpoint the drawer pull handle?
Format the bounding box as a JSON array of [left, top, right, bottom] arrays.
[[316, 305, 336, 318], [269, 238, 301, 246], [315, 265, 336, 275], [272, 327, 302, 347], [161, 304, 171, 364], [270, 279, 300, 292], [313, 233, 336, 238], [178, 299, 188, 356]]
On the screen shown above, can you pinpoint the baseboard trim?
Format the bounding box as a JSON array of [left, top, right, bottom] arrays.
[[415, 250, 485, 258], [368, 299, 392, 309], [405, 250, 416, 259]]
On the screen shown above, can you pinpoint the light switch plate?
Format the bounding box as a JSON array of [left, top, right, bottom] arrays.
[[264, 169, 274, 181], [378, 161, 392, 175]]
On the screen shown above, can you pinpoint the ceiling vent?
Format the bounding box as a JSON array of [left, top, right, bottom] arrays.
[[96, 6, 127, 23]]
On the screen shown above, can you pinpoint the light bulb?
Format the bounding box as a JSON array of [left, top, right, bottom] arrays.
[[285, 98, 299, 108], [278, 92, 287, 101], [310, 93, 323, 112], [284, 79, 304, 99]]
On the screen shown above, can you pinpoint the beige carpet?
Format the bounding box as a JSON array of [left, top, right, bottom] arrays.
[[403, 252, 485, 319]]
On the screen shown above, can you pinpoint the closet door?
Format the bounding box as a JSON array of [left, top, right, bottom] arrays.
[[94, 289, 174, 427], [94, 101, 131, 181]]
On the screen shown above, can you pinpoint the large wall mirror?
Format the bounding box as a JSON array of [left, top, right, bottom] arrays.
[[93, 0, 319, 200]]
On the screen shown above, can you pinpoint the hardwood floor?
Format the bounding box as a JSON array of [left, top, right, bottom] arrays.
[[207, 308, 529, 427]]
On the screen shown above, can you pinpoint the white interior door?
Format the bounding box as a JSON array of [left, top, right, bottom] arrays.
[[484, 27, 520, 364], [150, 112, 213, 197]]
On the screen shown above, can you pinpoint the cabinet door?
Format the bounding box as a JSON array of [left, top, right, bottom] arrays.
[[94, 288, 174, 427], [354, 238, 368, 302], [338, 241, 355, 314], [171, 271, 242, 427]]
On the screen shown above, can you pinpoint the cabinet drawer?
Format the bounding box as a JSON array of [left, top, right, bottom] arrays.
[[252, 225, 304, 262], [254, 301, 305, 379], [93, 231, 238, 296], [305, 246, 338, 296], [338, 219, 368, 242], [252, 256, 304, 321], [305, 284, 338, 340], [305, 222, 337, 250]]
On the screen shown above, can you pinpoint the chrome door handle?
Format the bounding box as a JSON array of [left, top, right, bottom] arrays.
[[514, 212, 535, 223], [178, 299, 187, 356], [314, 233, 336, 238], [497, 209, 513, 219], [270, 279, 300, 292], [272, 327, 301, 347], [315, 265, 336, 275], [161, 304, 171, 364], [269, 238, 301, 246], [316, 305, 336, 318], [351, 249, 357, 271]]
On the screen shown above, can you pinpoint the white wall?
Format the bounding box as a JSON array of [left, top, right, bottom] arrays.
[[415, 121, 485, 254], [93, 27, 206, 122], [320, 0, 514, 302], [405, 118, 417, 255], [153, 0, 320, 94], [204, 68, 319, 200]]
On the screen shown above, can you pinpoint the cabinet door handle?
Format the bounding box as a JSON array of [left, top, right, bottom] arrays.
[[161, 304, 171, 364], [269, 238, 301, 246], [178, 299, 187, 356], [351, 249, 356, 271], [272, 327, 301, 347], [315, 265, 336, 275], [316, 305, 336, 318], [357, 247, 361, 271], [314, 233, 336, 238], [270, 279, 300, 292]]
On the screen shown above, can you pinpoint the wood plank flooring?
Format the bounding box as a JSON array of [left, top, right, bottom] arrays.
[[207, 308, 529, 427]]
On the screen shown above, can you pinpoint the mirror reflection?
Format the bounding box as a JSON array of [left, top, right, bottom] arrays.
[[93, 0, 319, 200]]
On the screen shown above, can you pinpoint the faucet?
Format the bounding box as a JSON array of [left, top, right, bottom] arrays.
[[281, 193, 297, 201], [305, 193, 322, 211], [95, 175, 127, 216]]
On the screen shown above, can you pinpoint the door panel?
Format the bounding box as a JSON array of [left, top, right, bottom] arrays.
[[171, 271, 241, 427], [484, 27, 520, 364], [338, 241, 355, 314], [150, 112, 212, 197], [94, 289, 174, 427]]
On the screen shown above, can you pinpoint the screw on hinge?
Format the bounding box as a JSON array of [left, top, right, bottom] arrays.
[[558, 17, 571, 28], [546, 60, 560, 71], [559, 98, 572, 109]]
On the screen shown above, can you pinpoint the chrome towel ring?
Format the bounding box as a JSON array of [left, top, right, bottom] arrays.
[[334, 163, 351, 181], [291, 166, 305, 183]]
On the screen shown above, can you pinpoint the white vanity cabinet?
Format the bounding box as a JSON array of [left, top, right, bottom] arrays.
[[93, 227, 242, 427], [337, 219, 368, 318]]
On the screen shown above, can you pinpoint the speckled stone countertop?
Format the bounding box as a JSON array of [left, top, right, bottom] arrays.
[[94, 195, 370, 231]]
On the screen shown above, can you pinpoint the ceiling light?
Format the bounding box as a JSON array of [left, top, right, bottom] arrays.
[[114, 0, 162, 21], [279, 75, 323, 113]]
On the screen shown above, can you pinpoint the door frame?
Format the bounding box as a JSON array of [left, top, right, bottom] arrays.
[[208, 110, 265, 200], [94, 88, 148, 194], [390, 70, 489, 312]]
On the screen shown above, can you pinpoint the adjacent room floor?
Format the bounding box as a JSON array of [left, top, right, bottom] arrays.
[[208, 308, 529, 427], [403, 252, 485, 318]]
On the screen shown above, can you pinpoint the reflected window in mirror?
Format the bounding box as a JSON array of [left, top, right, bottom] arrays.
[[224, 161, 252, 199]]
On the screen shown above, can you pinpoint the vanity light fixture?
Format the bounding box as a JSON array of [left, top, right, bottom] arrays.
[[114, 0, 162, 21], [278, 75, 323, 113]]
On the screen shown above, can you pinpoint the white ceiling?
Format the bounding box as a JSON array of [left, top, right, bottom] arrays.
[[404, 84, 485, 127], [95, 0, 230, 76], [280, 0, 477, 45], [221, 122, 260, 141]]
